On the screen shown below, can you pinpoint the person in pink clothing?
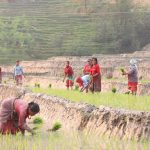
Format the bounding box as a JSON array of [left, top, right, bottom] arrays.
[[0, 98, 40, 135]]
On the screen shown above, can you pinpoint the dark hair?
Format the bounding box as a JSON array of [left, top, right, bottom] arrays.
[[66, 61, 70, 64], [28, 102, 40, 113], [92, 57, 98, 64]]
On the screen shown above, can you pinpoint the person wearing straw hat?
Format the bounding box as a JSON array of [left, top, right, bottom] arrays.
[[122, 59, 138, 95]]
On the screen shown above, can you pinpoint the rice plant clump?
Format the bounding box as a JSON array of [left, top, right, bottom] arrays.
[[48, 122, 62, 132], [112, 87, 117, 93], [33, 116, 43, 125]]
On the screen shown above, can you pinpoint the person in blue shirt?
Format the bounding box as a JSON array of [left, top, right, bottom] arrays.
[[13, 60, 24, 86], [76, 75, 92, 93]]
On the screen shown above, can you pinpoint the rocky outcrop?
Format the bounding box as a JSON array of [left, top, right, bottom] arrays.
[[0, 85, 149, 140]]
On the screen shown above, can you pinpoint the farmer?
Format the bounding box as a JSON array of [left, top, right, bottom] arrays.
[[13, 60, 24, 86], [122, 59, 138, 95], [83, 59, 92, 75], [63, 61, 74, 90], [76, 74, 92, 93], [90, 57, 101, 92], [0, 98, 40, 135]]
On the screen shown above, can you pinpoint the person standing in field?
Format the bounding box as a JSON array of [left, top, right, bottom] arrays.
[[0, 98, 40, 135], [90, 57, 101, 93], [83, 59, 92, 75], [63, 61, 74, 90], [13, 60, 24, 86], [122, 59, 138, 95]]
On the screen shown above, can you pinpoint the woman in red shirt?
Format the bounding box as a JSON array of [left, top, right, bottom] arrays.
[[0, 98, 40, 135], [83, 59, 92, 75], [90, 57, 101, 92]]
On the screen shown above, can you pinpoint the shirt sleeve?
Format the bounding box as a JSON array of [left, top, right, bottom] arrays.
[[18, 109, 27, 129], [96, 65, 100, 74]]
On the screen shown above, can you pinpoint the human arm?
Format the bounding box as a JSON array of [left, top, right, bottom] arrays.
[[18, 111, 34, 135]]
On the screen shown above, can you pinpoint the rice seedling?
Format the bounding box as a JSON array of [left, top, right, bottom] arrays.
[[48, 84, 52, 88], [112, 87, 117, 93], [33, 117, 43, 125], [47, 122, 62, 132], [32, 87, 150, 111]]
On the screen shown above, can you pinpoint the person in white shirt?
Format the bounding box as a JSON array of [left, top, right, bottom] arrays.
[[76, 75, 91, 93], [13, 60, 24, 85]]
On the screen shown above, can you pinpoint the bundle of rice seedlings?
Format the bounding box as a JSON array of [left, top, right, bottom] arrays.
[[33, 117, 43, 125], [47, 122, 62, 132], [112, 87, 117, 93]]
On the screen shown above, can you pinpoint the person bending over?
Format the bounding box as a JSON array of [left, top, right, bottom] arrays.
[[0, 98, 40, 135]]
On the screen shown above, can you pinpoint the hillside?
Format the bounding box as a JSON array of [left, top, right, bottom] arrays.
[[0, 0, 150, 64]]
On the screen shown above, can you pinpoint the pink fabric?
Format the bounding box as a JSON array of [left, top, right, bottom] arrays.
[[0, 98, 15, 123], [0, 98, 28, 134], [14, 99, 28, 129], [15, 75, 23, 85]]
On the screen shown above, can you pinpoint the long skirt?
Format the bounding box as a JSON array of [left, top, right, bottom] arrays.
[[0, 98, 19, 134], [90, 75, 101, 92]]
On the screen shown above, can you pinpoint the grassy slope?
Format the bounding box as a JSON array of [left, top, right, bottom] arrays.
[[32, 87, 150, 111], [0, 0, 103, 64]]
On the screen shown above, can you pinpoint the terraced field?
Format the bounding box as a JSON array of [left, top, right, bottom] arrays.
[[0, 0, 150, 64]]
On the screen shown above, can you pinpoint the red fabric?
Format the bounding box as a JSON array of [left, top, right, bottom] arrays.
[[64, 66, 73, 77], [0, 99, 28, 134], [66, 79, 73, 87], [14, 100, 29, 130], [15, 75, 23, 84], [0, 120, 19, 134], [83, 64, 91, 74], [128, 82, 138, 92], [90, 64, 101, 81], [76, 77, 83, 87]]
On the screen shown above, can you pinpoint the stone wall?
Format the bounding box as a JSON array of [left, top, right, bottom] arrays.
[[0, 85, 150, 140]]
